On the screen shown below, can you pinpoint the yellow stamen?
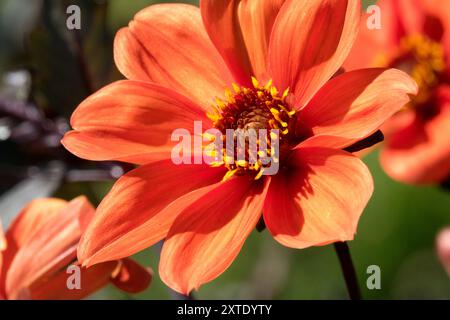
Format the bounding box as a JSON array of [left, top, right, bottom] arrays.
[[204, 149, 216, 157], [270, 131, 278, 140], [210, 161, 224, 167], [207, 112, 221, 122], [398, 33, 446, 92], [222, 168, 239, 182], [224, 155, 234, 165], [254, 169, 265, 180], [202, 132, 217, 142], [251, 76, 259, 88], [215, 97, 226, 109], [270, 86, 278, 97], [270, 108, 279, 116], [225, 88, 235, 103], [207, 76, 297, 180], [236, 159, 248, 167], [279, 104, 295, 117], [257, 150, 266, 158]]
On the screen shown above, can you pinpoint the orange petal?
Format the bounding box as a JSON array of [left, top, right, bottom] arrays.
[[0, 198, 67, 297], [201, 0, 252, 85], [298, 68, 418, 149], [110, 258, 152, 294], [237, 0, 287, 80], [5, 197, 94, 299], [344, 0, 402, 70], [269, 0, 361, 108], [396, 0, 428, 35], [78, 160, 226, 267], [420, 0, 450, 24], [264, 140, 373, 248], [381, 88, 450, 184], [62, 80, 208, 165], [114, 3, 232, 110], [201, 0, 286, 82], [28, 261, 118, 300], [159, 175, 268, 295], [4, 198, 67, 251]]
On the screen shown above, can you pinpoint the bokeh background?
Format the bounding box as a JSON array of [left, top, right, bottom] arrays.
[[0, 0, 449, 299]]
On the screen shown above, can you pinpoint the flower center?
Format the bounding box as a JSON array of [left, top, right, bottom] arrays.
[[206, 77, 297, 180], [392, 34, 446, 107]]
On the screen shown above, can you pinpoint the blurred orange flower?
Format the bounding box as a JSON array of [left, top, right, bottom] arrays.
[[62, 0, 417, 294], [345, 0, 450, 184], [0, 197, 151, 300], [437, 228, 450, 277]]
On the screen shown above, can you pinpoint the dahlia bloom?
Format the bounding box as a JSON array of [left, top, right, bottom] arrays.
[[345, 0, 450, 184], [62, 0, 417, 294], [0, 197, 151, 300]]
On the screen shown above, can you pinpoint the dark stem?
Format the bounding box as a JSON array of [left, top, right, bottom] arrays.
[[333, 242, 362, 300], [0, 97, 53, 131], [440, 176, 450, 191], [344, 130, 384, 153], [73, 29, 95, 95], [155, 241, 196, 300], [256, 216, 266, 232]]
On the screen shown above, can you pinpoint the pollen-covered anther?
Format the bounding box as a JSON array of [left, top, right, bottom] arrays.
[[206, 78, 297, 180]]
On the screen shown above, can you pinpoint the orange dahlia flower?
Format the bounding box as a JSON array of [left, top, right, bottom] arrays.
[[0, 197, 151, 300], [62, 0, 417, 294], [345, 0, 450, 184]]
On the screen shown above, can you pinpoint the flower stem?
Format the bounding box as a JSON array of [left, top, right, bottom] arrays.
[[333, 242, 362, 300], [440, 176, 450, 191], [343, 130, 384, 153]]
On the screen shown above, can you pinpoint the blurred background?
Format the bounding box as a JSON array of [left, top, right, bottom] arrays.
[[0, 0, 449, 299]]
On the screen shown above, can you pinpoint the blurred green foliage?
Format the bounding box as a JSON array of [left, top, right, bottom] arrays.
[[0, 0, 449, 300]]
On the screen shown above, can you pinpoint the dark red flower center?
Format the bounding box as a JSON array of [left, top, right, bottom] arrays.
[[206, 78, 297, 180]]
